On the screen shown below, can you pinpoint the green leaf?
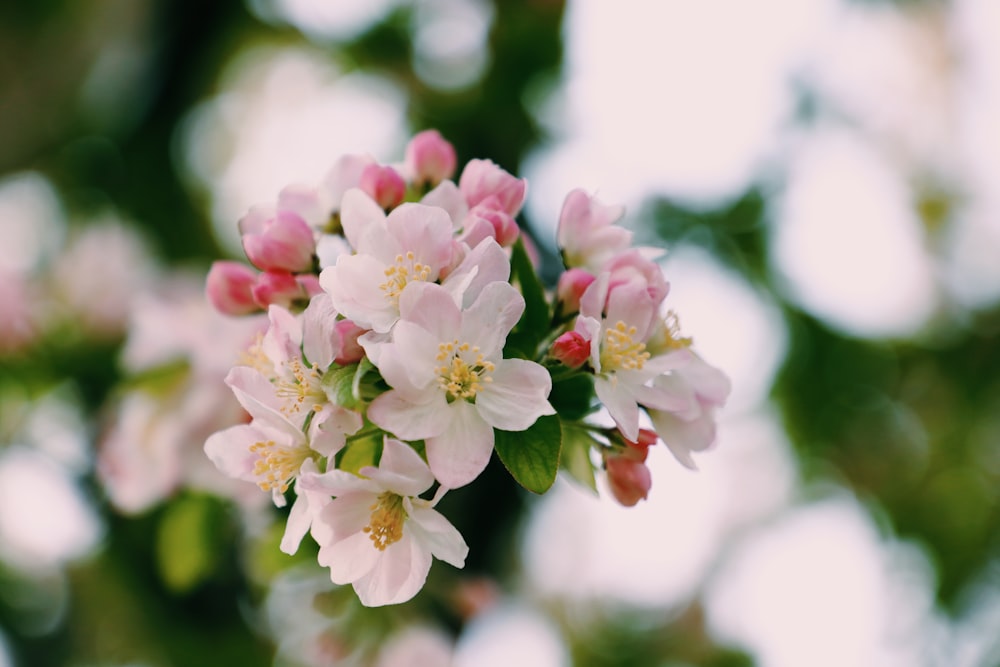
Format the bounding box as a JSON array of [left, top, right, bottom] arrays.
[[560, 422, 599, 494], [494, 414, 562, 494], [322, 363, 360, 409], [155, 495, 224, 593], [336, 430, 383, 474], [506, 237, 551, 358], [548, 372, 596, 421]]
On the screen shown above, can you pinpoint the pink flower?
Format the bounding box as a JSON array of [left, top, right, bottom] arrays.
[[320, 192, 455, 333], [557, 188, 631, 272], [359, 164, 406, 210], [239, 205, 316, 273], [366, 281, 554, 488], [299, 437, 468, 607], [458, 159, 526, 216], [206, 261, 259, 315], [647, 351, 730, 469], [405, 129, 457, 188]]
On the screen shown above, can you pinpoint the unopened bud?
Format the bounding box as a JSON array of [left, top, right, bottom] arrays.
[[405, 129, 457, 187], [206, 261, 259, 315], [239, 207, 315, 273], [252, 270, 305, 309], [556, 268, 596, 317], [605, 456, 652, 507], [359, 164, 406, 210], [550, 331, 591, 369]]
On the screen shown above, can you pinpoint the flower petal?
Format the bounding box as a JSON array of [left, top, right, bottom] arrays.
[[475, 359, 554, 431], [367, 390, 451, 441], [353, 533, 432, 607], [407, 505, 468, 568], [459, 281, 524, 356], [594, 375, 641, 442], [425, 399, 494, 488], [361, 438, 434, 497]]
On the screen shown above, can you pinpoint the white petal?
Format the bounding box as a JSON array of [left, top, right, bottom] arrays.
[[594, 375, 641, 442], [397, 281, 461, 342], [302, 293, 339, 370], [459, 281, 525, 355], [340, 187, 387, 250], [280, 493, 313, 555], [225, 366, 295, 434], [475, 359, 555, 431], [322, 254, 399, 333], [408, 506, 468, 568], [420, 179, 468, 227], [445, 237, 511, 308], [377, 320, 442, 393], [385, 203, 454, 273], [322, 529, 380, 585], [648, 409, 717, 470], [425, 400, 494, 488], [362, 438, 434, 497], [204, 423, 260, 481], [353, 533, 432, 607], [368, 390, 451, 441]]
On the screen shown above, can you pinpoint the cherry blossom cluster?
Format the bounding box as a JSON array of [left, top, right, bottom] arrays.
[[203, 130, 730, 607]]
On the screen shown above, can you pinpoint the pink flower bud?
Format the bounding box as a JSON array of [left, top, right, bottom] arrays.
[[621, 428, 658, 461], [460, 198, 520, 248], [206, 261, 259, 315], [333, 318, 366, 365], [556, 268, 596, 316], [239, 206, 316, 272], [605, 456, 652, 507], [297, 274, 323, 299], [252, 270, 305, 309], [550, 331, 591, 369], [359, 164, 406, 210], [458, 159, 526, 216], [405, 129, 457, 187]]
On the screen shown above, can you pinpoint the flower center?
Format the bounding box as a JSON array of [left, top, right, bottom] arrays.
[[274, 357, 326, 415], [238, 332, 274, 376], [435, 340, 495, 400], [363, 492, 407, 551], [600, 320, 650, 372], [249, 440, 311, 494], [380, 251, 432, 305]]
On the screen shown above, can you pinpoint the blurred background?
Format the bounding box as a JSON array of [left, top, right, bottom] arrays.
[[1, 0, 999, 665]]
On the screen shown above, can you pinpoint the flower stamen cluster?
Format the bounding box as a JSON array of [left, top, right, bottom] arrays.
[[363, 491, 407, 551], [380, 252, 432, 306], [600, 321, 651, 372], [435, 341, 495, 400]]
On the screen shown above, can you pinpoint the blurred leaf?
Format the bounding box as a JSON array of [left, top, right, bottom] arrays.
[[156, 495, 224, 594], [494, 414, 562, 494], [322, 362, 360, 409], [507, 236, 550, 358], [337, 430, 384, 475], [560, 422, 598, 493]]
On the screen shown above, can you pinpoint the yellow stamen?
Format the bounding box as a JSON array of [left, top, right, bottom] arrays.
[[600, 320, 651, 372], [379, 251, 432, 305], [435, 340, 496, 400], [273, 357, 325, 415], [363, 492, 407, 550], [249, 440, 311, 494]]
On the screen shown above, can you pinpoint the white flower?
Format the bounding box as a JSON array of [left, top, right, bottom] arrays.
[[299, 437, 468, 607], [366, 281, 554, 488]]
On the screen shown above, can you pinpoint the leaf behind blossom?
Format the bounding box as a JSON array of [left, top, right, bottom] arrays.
[[506, 237, 550, 359], [493, 414, 562, 494]]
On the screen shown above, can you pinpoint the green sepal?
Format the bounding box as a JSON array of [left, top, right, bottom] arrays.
[[336, 429, 384, 475], [322, 363, 359, 409], [494, 414, 562, 494], [506, 237, 551, 359]]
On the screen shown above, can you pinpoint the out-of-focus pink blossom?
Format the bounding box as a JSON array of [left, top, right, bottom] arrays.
[[405, 129, 458, 188], [239, 206, 316, 273], [556, 267, 596, 317], [0, 272, 37, 354], [550, 331, 591, 369], [206, 261, 259, 315], [458, 159, 527, 216], [359, 164, 406, 210]]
